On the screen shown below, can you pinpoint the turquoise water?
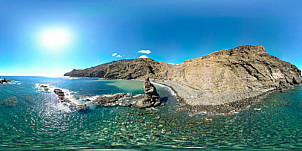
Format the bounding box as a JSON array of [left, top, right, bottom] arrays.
[[0, 76, 302, 150]]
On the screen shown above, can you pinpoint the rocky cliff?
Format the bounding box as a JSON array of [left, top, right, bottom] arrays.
[[64, 58, 172, 79], [170, 45, 301, 91], [65, 45, 302, 108]]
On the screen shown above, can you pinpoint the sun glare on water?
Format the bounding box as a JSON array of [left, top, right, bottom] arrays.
[[39, 28, 72, 50]]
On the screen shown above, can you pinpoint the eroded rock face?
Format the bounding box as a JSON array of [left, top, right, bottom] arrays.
[[134, 77, 161, 108], [170, 45, 302, 92]]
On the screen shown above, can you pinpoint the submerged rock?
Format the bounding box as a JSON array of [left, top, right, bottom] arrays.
[[134, 77, 161, 108], [1, 97, 18, 107]]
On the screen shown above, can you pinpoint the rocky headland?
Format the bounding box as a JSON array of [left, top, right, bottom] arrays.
[[65, 45, 302, 113]]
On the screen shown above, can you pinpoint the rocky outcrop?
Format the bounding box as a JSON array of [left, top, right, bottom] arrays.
[[39, 84, 50, 91], [64, 58, 172, 80], [0, 78, 14, 84], [37, 84, 89, 111], [53, 88, 89, 111], [87, 93, 134, 106], [65, 45, 302, 109], [134, 77, 161, 108], [88, 78, 162, 108]]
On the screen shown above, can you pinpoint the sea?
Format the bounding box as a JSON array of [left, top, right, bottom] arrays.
[[0, 76, 301, 150]]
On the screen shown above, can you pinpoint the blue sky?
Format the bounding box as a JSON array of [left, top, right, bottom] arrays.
[[0, 0, 302, 76]]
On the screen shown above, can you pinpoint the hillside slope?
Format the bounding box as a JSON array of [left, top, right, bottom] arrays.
[[64, 58, 173, 79]]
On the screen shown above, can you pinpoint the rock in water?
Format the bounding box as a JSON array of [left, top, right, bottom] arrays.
[[1, 97, 18, 107], [53, 88, 89, 111], [134, 77, 161, 108], [91, 93, 129, 106]]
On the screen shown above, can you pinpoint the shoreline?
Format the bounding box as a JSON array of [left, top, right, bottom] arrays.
[[64, 76, 300, 113], [151, 79, 299, 113]]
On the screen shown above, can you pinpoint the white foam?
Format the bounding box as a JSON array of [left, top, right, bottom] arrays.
[[54, 102, 73, 113], [7, 81, 21, 85], [152, 82, 177, 97], [36, 83, 86, 107]]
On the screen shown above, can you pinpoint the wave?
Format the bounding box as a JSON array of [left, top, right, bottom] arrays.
[[36, 84, 88, 107]]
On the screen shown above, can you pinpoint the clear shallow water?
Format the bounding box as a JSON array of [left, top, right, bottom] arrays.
[[0, 76, 302, 150]]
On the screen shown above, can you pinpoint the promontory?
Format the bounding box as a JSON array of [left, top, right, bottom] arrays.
[[65, 45, 302, 112]]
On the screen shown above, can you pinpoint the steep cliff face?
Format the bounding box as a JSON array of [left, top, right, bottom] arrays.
[[169, 45, 301, 92], [64, 58, 173, 79]]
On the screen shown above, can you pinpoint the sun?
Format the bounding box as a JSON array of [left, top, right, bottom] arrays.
[[39, 28, 72, 49]]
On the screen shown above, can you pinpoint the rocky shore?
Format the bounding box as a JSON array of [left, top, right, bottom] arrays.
[[37, 77, 165, 111], [152, 79, 276, 114], [88, 77, 163, 108], [65, 45, 302, 113]]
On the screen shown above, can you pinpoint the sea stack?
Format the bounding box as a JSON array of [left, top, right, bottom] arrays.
[[134, 77, 161, 108]]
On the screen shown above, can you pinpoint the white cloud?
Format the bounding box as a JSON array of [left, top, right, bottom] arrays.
[[116, 55, 122, 58], [139, 55, 148, 58], [112, 53, 117, 56], [138, 50, 151, 54]]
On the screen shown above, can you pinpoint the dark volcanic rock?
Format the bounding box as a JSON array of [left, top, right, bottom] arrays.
[[91, 93, 129, 106], [39, 85, 49, 91], [53, 88, 89, 111], [0, 78, 14, 84], [134, 77, 161, 108], [87, 79, 162, 109]]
